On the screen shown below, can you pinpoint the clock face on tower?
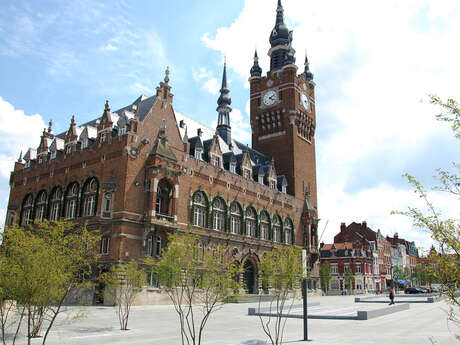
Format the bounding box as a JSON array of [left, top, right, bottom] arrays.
[[301, 93, 310, 111], [262, 90, 278, 107]]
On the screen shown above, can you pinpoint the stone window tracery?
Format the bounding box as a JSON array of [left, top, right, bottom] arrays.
[[230, 203, 242, 234], [35, 191, 47, 222], [65, 183, 79, 219], [82, 178, 98, 217], [273, 215, 281, 243], [192, 192, 207, 228], [246, 207, 257, 237], [260, 211, 270, 240], [21, 194, 33, 226], [212, 198, 226, 231], [49, 188, 62, 221]]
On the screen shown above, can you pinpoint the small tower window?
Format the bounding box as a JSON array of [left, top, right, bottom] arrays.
[[212, 156, 219, 167], [230, 164, 236, 174], [66, 145, 71, 154], [100, 133, 106, 143], [194, 149, 202, 160]]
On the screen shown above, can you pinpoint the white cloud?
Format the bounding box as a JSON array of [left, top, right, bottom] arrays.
[[100, 43, 117, 52], [203, 77, 219, 96], [0, 97, 45, 227], [129, 82, 153, 95], [202, 0, 460, 248]]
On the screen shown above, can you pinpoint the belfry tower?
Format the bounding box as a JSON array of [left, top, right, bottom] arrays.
[[249, 0, 317, 209]]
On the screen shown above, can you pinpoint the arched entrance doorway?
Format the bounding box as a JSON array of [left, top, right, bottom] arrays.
[[243, 260, 257, 294]]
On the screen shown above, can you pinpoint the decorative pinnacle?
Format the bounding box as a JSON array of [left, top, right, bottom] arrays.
[[18, 150, 23, 163], [304, 51, 314, 81], [48, 120, 53, 133], [71, 115, 75, 125], [221, 60, 228, 90], [104, 100, 110, 113], [164, 66, 170, 85], [250, 49, 262, 77], [276, 0, 284, 23]]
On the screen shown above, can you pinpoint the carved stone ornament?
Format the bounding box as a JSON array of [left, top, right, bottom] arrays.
[[102, 175, 117, 192], [127, 146, 139, 159]]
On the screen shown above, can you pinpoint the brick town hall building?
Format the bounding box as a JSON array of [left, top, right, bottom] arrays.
[[5, 0, 320, 301]]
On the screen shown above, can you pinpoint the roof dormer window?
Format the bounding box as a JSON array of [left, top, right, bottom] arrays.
[[100, 132, 106, 143], [270, 180, 276, 189], [258, 175, 264, 184], [194, 149, 202, 161], [81, 139, 88, 149], [282, 185, 287, 194], [38, 157, 43, 164], [119, 127, 126, 136], [25, 161, 31, 168], [230, 163, 236, 174], [212, 156, 219, 168], [244, 169, 250, 180], [50, 151, 56, 160]]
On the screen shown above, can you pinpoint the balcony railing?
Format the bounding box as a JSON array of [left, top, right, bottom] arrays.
[[155, 213, 174, 222]]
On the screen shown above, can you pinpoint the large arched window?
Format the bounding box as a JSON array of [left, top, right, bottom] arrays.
[[156, 179, 172, 217], [246, 207, 257, 237], [82, 178, 98, 217], [273, 215, 282, 243], [260, 211, 270, 240], [49, 187, 62, 221], [230, 202, 242, 234], [34, 190, 47, 222], [212, 198, 226, 231], [284, 218, 294, 244], [21, 194, 34, 226], [65, 183, 79, 219], [192, 191, 207, 228]]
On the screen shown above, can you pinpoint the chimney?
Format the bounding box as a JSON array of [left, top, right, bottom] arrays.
[[362, 221, 367, 229], [340, 222, 346, 232], [197, 128, 203, 137], [320, 242, 325, 249], [394, 232, 398, 239]]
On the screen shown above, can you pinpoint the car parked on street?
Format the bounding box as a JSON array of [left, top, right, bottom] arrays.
[[405, 287, 421, 294]]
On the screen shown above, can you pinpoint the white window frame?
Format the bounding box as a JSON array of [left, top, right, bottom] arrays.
[[212, 156, 219, 167], [331, 264, 338, 275], [258, 175, 264, 184], [244, 169, 250, 179], [194, 149, 202, 160], [101, 237, 110, 255], [229, 164, 236, 174], [356, 263, 362, 273], [66, 145, 72, 154]]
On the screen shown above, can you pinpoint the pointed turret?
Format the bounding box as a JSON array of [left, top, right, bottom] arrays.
[[18, 150, 23, 163], [250, 50, 262, 78], [216, 62, 232, 146], [268, 0, 296, 72], [304, 53, 314, 81]]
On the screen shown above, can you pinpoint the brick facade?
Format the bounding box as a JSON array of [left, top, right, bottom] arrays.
[[5, 1, 321, 302]]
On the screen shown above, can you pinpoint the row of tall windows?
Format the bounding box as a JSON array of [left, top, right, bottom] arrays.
[[20, 178, 101, 226], [191, 191, 294, 244]]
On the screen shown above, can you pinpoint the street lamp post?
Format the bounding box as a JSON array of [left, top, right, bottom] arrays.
[[301, 249, 310, 341]]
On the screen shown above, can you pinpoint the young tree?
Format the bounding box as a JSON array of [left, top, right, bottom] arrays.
[[319, 262, 331, 294], [394, 95, 459, 328], [145, 232, 241, 345], [344, 267, 355, 295], [101, 260, 146, 330], [0, 220, 100, 345], [258, 245, 303, 345]]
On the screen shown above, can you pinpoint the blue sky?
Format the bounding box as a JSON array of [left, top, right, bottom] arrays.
[[1, 0, 459, 251]]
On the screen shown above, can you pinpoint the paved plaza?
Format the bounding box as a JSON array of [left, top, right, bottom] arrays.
[[5, 295, 459, 345]]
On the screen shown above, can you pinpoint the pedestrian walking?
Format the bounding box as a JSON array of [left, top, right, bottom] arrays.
[[389, 288, 395, 305]]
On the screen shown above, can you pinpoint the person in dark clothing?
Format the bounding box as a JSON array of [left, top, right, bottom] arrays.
[[389, 288, 395, 305]]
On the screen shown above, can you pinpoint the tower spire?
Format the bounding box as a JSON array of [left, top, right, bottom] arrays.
[[216, 61, 232, 146], [269, 0, 296, 72]]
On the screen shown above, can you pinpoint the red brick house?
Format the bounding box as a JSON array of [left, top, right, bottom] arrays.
[[5, 0, 321, 302], [320, 241, 374, 294]]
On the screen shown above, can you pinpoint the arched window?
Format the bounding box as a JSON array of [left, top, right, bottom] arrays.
[[230, 203, 242, 234], [284, 218, 294, 244], [192, 192, 207, 227], [21, 194, 34, 226], [156, 179, 171, 217], [34, 191, 47, 222], [212, 198, 226, 231], [65, 183, 79, 219], [49, 187, 62, 221], [82, 178, 98, 217], [246, 207, 257, 237], [260, 211, 270, 240], [273, 215, 282, 243]]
